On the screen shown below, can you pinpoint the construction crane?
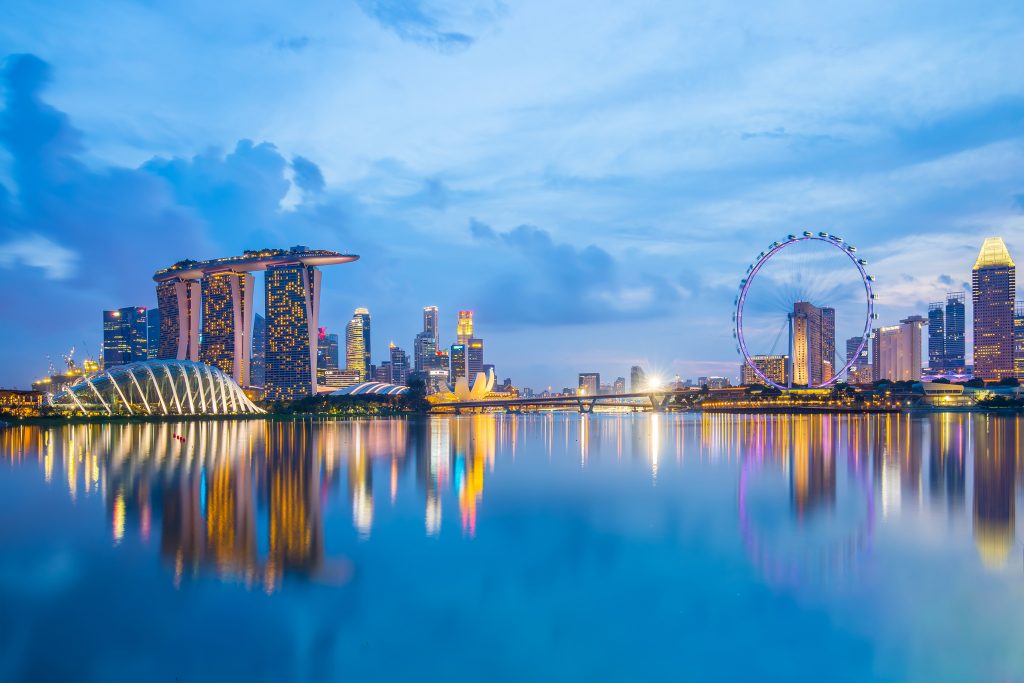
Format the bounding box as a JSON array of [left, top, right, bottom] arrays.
[[63, 346, 77, 372]]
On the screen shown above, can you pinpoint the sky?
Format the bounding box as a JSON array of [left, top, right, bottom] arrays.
[[0, 0, 1023, 390]]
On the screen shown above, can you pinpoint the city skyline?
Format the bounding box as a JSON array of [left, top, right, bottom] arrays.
[[2, 4, 1024, 389]]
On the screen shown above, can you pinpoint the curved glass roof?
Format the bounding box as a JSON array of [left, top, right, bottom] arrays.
[[330, 382, 409, 397], [50, 359, 264, 416]]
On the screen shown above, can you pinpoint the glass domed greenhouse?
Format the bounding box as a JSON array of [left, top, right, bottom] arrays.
[[49, 360, 263, 416]]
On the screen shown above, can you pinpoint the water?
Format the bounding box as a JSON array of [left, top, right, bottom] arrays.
[[0, 413, 1021, 682]]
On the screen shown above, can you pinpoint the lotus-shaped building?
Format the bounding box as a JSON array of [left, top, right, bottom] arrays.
[[427, 369, 496, 404]]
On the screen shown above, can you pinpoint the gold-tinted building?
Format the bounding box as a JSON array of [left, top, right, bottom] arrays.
[[265, 263, 321, 401], [972, 237, 1016, 381], [346, 311, 369, 381], [154, 247, 358, 395], [741, 355, 788, 386], [200, 271, 254, 387]]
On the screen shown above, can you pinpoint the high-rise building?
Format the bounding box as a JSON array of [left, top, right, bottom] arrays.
[[449, 344, 466, 385], [414, 331, 438, 373], [790, 302, 835, 386], [199, 271, 254, 387], [318, 329, 339, 370], [374, 362, 392, 383], [150, 245, 358, 396], [103, 306, 148, 367], [929, 292, 967, 373], [467, 338, 484, 379], [821, 307, 835, 382], [630, 366, 646, 392], [156, 278, 201, 361], [317, 329, 339, 387], [578, 373, 600, 395], [251, 314, 266, 386], [613, 377, 626, 394], [354, 307, 371, 374], [927, 302, 945, 370], [1014, 301, 1024, 379], [741, 355, 788, 386], [456, 310, 473, 344], [945, 292, 966, 372], [265, 262, 322, 401], [873, 316, 925, 381], [146, 309, 161, 360], [845, 336, 870, 384], [423, 306, 439, 344], [435, 350, 449, 384], [792, 302, 823, 386], [389, 343, 409, 385], [346, 311, 369, 381], [972, 238, 1016, 380]]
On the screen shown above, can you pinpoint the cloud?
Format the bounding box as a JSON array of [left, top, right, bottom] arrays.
[[274, 36, 310, 52], [0, 54, 351, 382], [0, 234, 78, 279], [467, 220, 683, 326], [468, 217, 495, 240], [292, 155, 325, 195], [354, 0, 500, 53]]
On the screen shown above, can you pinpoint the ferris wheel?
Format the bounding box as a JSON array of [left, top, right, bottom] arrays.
[[733, 232, 876, 390]]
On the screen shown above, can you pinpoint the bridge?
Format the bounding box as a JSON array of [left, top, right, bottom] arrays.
[[429, 390, 699, 414]]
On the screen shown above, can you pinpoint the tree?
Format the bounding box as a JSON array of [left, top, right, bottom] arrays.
[[400, 378, 430, 413]]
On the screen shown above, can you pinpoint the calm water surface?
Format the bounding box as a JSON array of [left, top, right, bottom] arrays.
[[1, 413, 1022, 682]]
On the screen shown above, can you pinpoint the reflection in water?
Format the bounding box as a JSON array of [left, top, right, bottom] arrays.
[[1, 413, 1023, 593], [973, 417, 1017, 569]]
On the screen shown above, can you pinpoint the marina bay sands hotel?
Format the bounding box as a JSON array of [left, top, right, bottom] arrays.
[[154, 246, 358, 401]]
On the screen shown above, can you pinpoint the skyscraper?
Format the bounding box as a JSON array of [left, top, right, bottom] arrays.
[[423, 306, 439, 345], [354, 307, 371, 374], [449, 344, 466, 385], [791, 302, 823, 386], [346, 312, 369, 381], [972, 238, 1016, 381], [873, 316, 925, 381], [317, 329, 340, 385], [467, 338, 484, 379], [265, 262, 322, 401], [630, 366, 646, 392], [251, 313, 266, 386], [103, 306, 149, 367], [414, 331, 438, 372], [456, 310, 473, 344], [1014, 301, 1024, 379], [789, 302, 835, 386], [389, 343, 409, 385], [154, 247, 358, 371], [928, 302, 945, 370], [845, 336, 870, 384], [741, 355, 788, 386], [199, 271, 254, 387], [578, 373, 600, 395], [146, 309, 161, 360], [156, 278, 201, 361], [820, 307, 835, 382], [945, 292, 966, 372]]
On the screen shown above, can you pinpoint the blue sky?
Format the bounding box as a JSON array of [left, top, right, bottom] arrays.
[[1, 0, 1023, 389]]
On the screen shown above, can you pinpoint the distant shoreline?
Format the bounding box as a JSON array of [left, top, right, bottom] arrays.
[[0, 412, 415, 427]]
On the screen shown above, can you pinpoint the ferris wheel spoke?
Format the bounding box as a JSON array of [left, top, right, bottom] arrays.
[[735, 234, 874, 390]]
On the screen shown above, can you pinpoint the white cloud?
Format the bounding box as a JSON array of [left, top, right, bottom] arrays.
[[0, 234, 79, 280]]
